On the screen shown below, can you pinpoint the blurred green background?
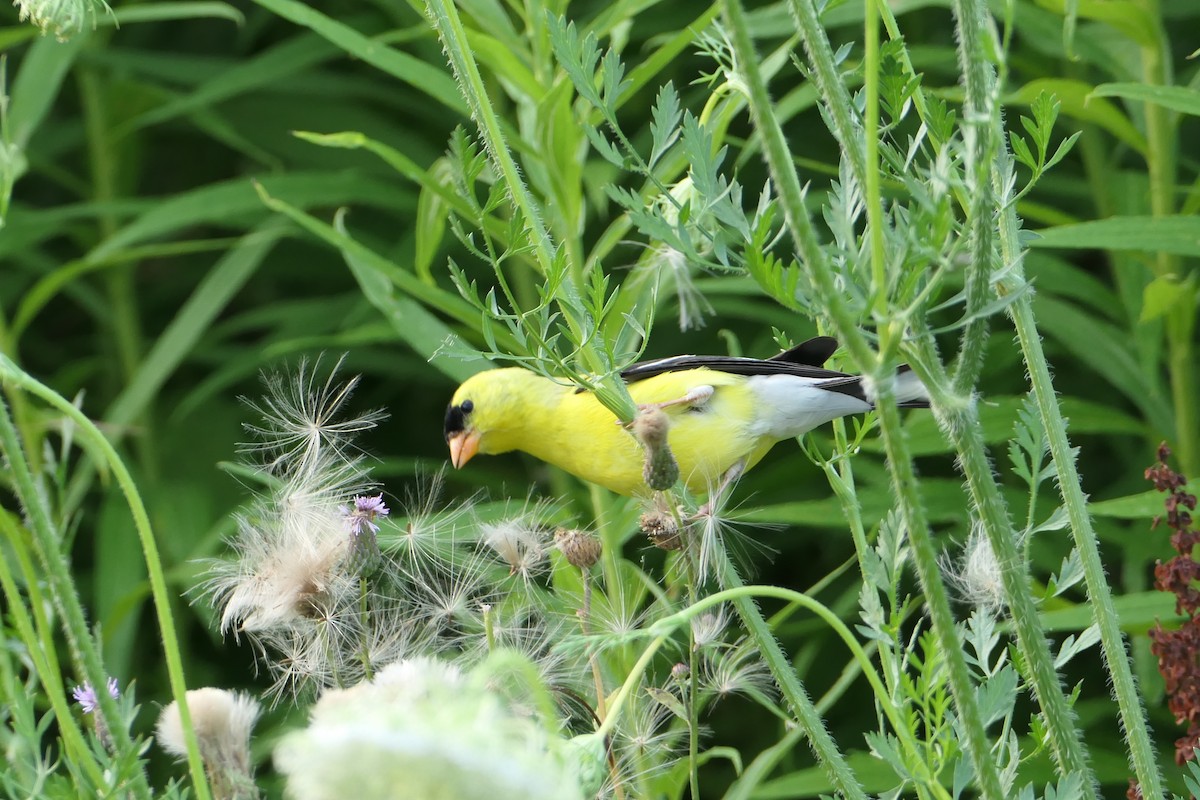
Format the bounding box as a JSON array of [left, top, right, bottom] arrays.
[[2, 0, 1198, 794]]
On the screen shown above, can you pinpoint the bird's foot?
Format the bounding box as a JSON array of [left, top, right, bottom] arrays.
[[639, 384, 714, 413]]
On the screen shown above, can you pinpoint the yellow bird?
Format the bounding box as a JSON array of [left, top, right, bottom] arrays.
[[444, 337, 929, 497]]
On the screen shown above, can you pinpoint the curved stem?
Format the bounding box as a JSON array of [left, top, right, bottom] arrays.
[[0, 358, 211, 800]]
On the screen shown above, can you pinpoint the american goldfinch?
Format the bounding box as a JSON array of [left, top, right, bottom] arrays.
[[444, 337, 929, 497]]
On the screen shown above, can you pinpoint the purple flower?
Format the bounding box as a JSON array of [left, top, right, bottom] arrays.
[[72, 677, 119, 714], [343, 494, 390, 537]]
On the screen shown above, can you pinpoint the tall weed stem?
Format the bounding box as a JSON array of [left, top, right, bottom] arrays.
[[717, 549, 868, 800], [722, 1, 1005, 795], [904, 335, 1097, 795], [1003, 291, 1166, 797]]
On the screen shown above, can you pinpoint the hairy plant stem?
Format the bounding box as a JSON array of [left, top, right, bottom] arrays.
[[0, 397, 154, 800], [947, 0, 996, 394], [784, 0, 865, 185], [0, 513, 105, 787], [904, 334, 1097, 796], [718, 544, 867, 800], [722, 1, 1005, 796], [0, 360, 212, 800], [1001, 285, 1166, 797]]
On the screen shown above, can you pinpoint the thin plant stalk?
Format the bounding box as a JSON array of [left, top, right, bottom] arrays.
[[947, 0, 997, 394], [1001, 282, 1166, 797], [717, 549, 867, 800], [0, 357, 212, 800], [0, 514, 106, 787], [903, 334, 1097, 795], [721, 1, 1006, 796]]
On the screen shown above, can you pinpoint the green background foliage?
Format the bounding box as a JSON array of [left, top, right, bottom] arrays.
[[1, 0, 1198, 796]]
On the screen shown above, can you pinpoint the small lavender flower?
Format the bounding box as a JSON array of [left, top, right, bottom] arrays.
[[343, 494, 390, 536], [344, 494, 389, 575], [72, 676, 119, 714]]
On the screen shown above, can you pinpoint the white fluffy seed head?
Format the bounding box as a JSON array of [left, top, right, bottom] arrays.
[[945, 522, 1007, 613], [157, 688, 261, 772], [480, 515, 547, 580]]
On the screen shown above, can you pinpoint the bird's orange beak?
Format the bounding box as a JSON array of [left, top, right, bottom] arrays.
[[448, 430, 481, 469]]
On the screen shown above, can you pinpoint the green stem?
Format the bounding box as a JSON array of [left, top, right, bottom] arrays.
[[717, 550, 867, 800], [656, 579, 949, 799], [0, 397, 153, 800], [1002, 290, 1166, 798], [722, 2, 1005, 794], [0, 359, 212, 800], [904, 336, 1098, 796], [785, 0, 866, 186], [948, 0, 997, 394], [862, 0, 887, 318], [0, 513, 106, 788]]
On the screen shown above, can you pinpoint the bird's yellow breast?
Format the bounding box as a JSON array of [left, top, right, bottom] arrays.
[[520, 369, 766, 496]]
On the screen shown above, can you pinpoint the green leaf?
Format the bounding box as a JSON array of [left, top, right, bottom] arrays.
[[1009, 78, 1146, 154], [1092, 82, 1200, 116], [1088, 489, 1165, 519], [1140, 273, 1198, 323], [334, 211, 483, 383], [1032, 215, 1200, 258], [249, 0, 466, 115], [1037, 590, 1180, 633], [104, 222, 287, 428], [110, 2, 243, 25]]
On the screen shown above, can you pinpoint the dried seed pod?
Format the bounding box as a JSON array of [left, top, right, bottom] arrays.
[[554, 528, 602, 570], [640, 511, 682, 550]]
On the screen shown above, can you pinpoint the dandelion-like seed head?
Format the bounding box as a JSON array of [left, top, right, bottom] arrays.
[[241, 356, 385, 480], [700, 639, 774, 704], [690, 606, 730, 650], [157, 687, 261, 761], [944, 521, 1007, 613], [554, 528, 602, 570], [640, 510, 682, 550], [479, 511, 549, 580]]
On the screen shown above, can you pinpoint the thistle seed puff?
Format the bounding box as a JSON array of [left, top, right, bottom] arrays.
[[640, 511, 682, 550], [554, 528, 602, 570]]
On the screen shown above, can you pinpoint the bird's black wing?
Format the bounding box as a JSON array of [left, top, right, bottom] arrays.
[[767, 336, 839, 367], [619, 337, 851, 384]]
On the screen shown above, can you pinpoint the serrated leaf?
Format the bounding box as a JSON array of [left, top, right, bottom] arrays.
[[649, 82, 681, 167], [1054, 623, 1101, 668], [1047, 547, 1085, 598], [976, 664, 1019, 725]]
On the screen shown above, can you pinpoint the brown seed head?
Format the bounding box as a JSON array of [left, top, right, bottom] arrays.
[[640, 511, 682, 550], [554, 528, 602, 570]]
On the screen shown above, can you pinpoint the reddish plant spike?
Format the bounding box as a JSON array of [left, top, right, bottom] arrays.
[[1144, 442, 1200, 765]]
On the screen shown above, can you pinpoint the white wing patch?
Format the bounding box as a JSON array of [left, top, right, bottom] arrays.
[[747, 374, 872, 440]]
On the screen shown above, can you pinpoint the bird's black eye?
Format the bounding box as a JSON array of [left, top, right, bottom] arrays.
[[460, 399, 474, 414]]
